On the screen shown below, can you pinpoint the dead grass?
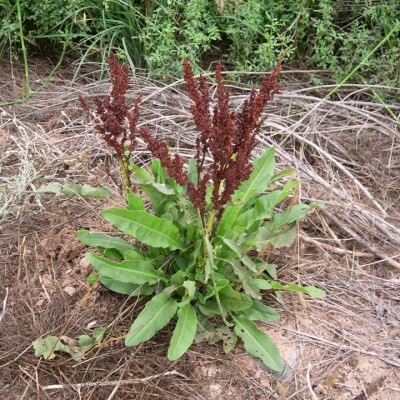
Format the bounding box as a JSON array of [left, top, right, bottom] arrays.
[[0, 58, 399, 399]]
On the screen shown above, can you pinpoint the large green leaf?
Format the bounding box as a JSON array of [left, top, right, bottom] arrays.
[[233, 315, 284, 372], [85, 252, 163, 284], [125, 293, 178, 346], [102, 208, 184, 250], [232, 147, 275, 204], [219, 286, 253, 311], [167, 304, 197, 361], [76, 230, 136, 255]]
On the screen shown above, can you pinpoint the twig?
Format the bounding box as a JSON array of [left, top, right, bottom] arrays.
[[42, 370, 187, 391], [283, 327, 400, 368], [300, 234, 373, 258], [0, 288, 9, 323], [306, 363, 319, 400], [323, 210, 400, 270]]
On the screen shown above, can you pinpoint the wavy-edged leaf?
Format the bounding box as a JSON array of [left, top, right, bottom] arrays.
[[85, 252, 163, 284], [77, 230, 135, 255], [167, 304, 197, 361], [219, 286, 253, 311], [125, 293, 178, 346], [233, 315, 284, 372], [102, 208, 184, 250]]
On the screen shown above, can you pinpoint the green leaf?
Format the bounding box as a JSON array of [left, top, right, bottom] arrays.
[[242, 300, 280, 322], [76, 230, 136, 255], [152, 182, 176, 195], [198, 299, 226, 317], [236, 180, 299, 226], [80, 184, 109, 199], [254, 279, 272, 290], [132, 165, 154, 184], [60, 181, 82, 195], [125, 293, 178, 346], [217, 204, 243, 237], [151, 158, 166, 183], [37, 182, 109, 199], [33, 336, 70, 360], [85, 252, 163, 284], [230, 261, 261, 299], [232, 147, 275, 204], [264, 263, 277, 279], [233, 315, 284, 372], [87, 273, 100, 285], [218, 327, 238, 354], [208, 326, 238, 353], [218, 286, 253, 311], [127, 193, 145, 211], [271, 282, 326, 298], [303, 286, 326, 298], [187, 158, 198, 185], [99, 276, 154, 295], [78, 327, 106, 347], [220, 237, 258, 272], [183, 280, 196, 299], [167, 304, 197, 361], [102, 208, 184, 250]]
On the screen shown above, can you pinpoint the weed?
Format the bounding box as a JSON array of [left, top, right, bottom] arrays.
[[34, 55, 325, 368]]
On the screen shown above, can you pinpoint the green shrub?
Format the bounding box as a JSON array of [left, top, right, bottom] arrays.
[[2, 1, 398, 86]]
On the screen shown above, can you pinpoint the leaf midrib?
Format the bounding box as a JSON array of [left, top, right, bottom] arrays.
[[234, 316, 281, 370], [87, 254, 159, 280], [105, 210, 182, 248]]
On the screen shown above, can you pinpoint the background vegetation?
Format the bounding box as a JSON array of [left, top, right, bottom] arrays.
[[1, 0, 399, 86]]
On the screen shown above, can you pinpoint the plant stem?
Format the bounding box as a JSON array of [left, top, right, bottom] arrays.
[[203, 233, 232, 327], [206, 209, 215, 235], [16, 0, 30, 96]]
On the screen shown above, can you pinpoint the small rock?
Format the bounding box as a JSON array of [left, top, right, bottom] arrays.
[[209, 384, 222, 398], [64, 286, 76, 296], [79, 258, 91, 269], [315, 384, 327, 395], [86, 321, 98, 329], [36, 298, 45, 307]]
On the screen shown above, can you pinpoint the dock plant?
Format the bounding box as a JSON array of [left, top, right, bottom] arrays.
[[74, 55, 324, 370]]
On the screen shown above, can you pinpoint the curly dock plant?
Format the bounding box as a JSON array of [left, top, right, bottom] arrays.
[[76, 55, 324, 370]]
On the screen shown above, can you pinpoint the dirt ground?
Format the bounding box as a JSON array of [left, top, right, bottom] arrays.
[[1, 58, 399, 399]]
